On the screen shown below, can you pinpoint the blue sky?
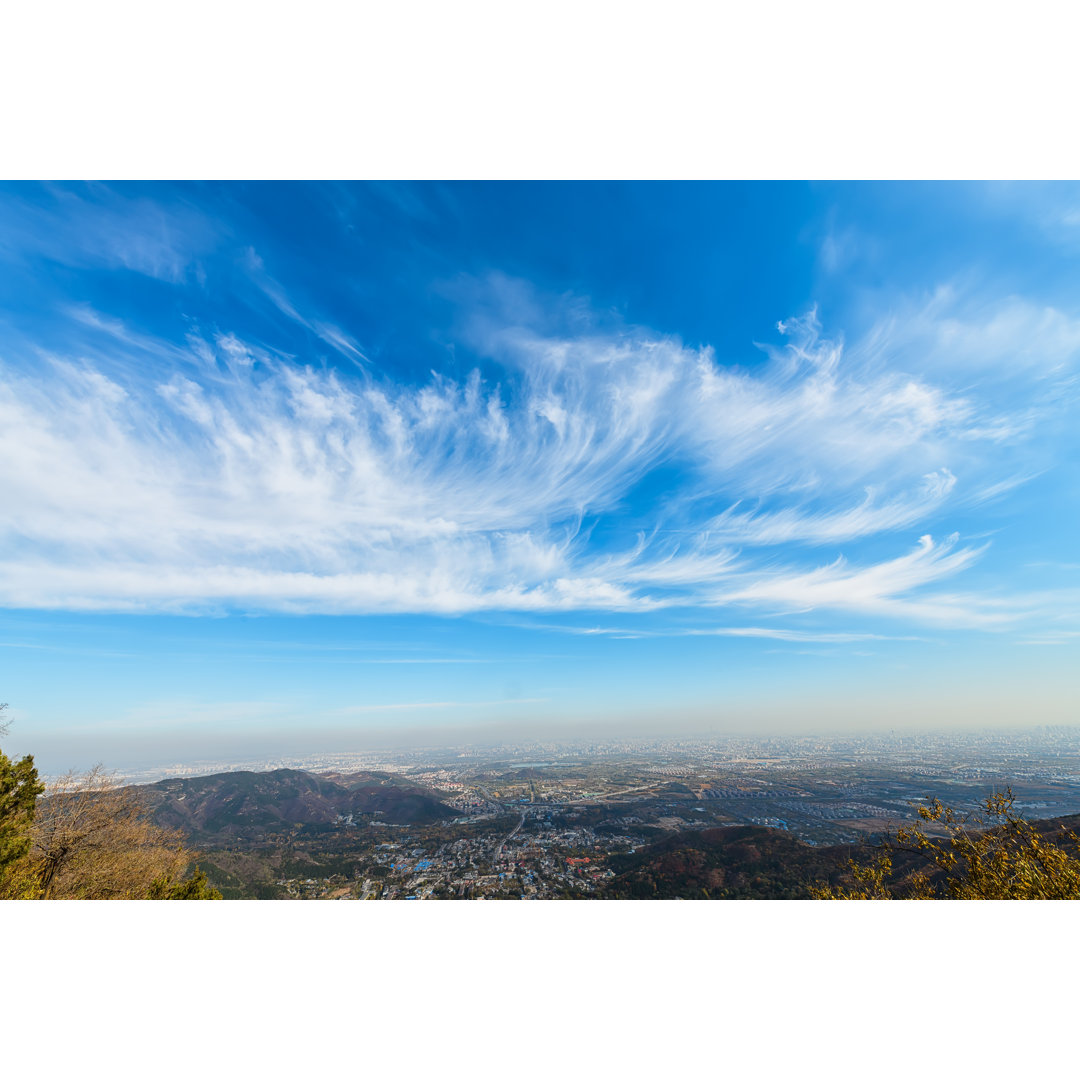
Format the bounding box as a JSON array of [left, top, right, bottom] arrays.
[[2, 182, 1079, 770]]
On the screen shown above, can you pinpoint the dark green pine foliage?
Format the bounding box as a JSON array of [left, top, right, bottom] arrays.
[[0, 737, 45, 893], [146, 867, 223, 900]]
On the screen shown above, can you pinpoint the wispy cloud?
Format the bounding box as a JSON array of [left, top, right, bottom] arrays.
[[704, 470, 957, 546], [511, 622, 923, 644], [241, 247, 370, 365], [334, 697, 549, 714], [0, 276, 1065, 627], [854, 286, 1080, 384], [713, 533, 1006, 627], [0, 184, 218, 283]]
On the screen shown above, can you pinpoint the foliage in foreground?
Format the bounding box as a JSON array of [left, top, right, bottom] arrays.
[[0, 707, 46, 899], [813, 788, 1080, 900], [30, 766, 222, 899], [147, 868, 221, 899], [1, 708, 220, 900]]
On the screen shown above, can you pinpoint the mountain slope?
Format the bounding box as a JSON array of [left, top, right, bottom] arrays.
[[601, 826, 860, 899], [142, 768, 457, 839]]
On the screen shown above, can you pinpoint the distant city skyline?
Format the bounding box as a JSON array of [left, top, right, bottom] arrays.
[[2, 182, 1078, 771]]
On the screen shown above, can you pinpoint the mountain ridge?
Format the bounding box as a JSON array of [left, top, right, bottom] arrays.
[[141, 767, 459, 839]]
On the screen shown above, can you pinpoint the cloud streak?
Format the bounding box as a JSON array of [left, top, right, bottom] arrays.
[[0, 277, 1066, 628], [0, 184, 219, 283]]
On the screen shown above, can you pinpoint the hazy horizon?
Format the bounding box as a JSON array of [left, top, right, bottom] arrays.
[[12, 696, 1080, 779]]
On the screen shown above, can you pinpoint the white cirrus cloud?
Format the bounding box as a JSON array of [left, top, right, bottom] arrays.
[[0, 279, 1062, 625], [0, 185, 219, 283]]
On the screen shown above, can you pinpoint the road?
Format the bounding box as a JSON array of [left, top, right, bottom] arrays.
[[493, 810, 527, 867], [549, 783, 659, 805]]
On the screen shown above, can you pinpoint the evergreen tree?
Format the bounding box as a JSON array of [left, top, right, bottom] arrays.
[[0, 704, 46, 899], [146, 867, 222, 900]]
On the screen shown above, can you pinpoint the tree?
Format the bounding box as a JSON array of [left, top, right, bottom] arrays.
[[0, 704, 46, 899], [2, 704, 218, 899], [147, 868, 222, 900], [31, 765, 220, 900], [812, 788, 1080, 900]]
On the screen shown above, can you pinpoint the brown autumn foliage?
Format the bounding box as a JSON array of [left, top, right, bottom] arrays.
[[31, 766, 206, 900], [812, 788, 1080, 900]]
